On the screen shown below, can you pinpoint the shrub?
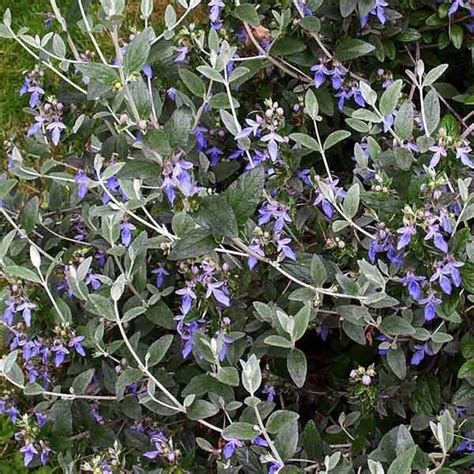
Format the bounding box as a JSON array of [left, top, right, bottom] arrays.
[[0, 0, 473, 472]]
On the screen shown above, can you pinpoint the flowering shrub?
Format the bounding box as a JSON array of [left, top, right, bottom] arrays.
[[0, 0, 473, 472]]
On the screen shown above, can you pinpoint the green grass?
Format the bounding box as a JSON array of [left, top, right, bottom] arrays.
[[0, 0, 50, 133]]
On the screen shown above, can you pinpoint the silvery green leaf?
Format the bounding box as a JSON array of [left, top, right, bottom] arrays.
[[335, 38, 375, 61], [146, 335, 174, 367], [52, 33, 66, 58], [111, 274, 126, 302], [343, 183, 360, 219], [140, 0, 153, 18], [287, 348, 307, 388], [187, 400, 219, 420], [394, 100, 414, 140], [394, 147, 413, 171], [0, 24, 13, 38], [339, 0, 357, 17], [179, 69, 205, 97], [423, 89, 440, 135], [266, 410, 299, 434], [368, 460, 385, 474], [305, 89, 319, 119], [197, 65, 224, 83], [72, 368, 95, 394], [264, 335, 293, 348], [311, 255, 327, 287], [379, 79, 403, 117], [3, 8, 11, 27], [240, 354, 261, 395], [220, 109, 239, 136], [293, 305, 310, 341], [29, 246, 41, 269], [380, 316, 415, 337], [229, 66, 250, 83], [387, 347, 407, 380], [359, 81, 377, 106], [234, 4, 260, 27], [387, 446, 416, 474], [289, 132, 320, 151], [325, 452, 341, 471], [124, 29, 152, 73], [352, 109, 382, 122], [222, 422, 261, 440], [215, 367, 239, 386], [323, 130, 351, 150], [423, 64, 448, 87], [2, 350, 19, 374], [164, 5, 176, 29], [0, 229, 16, 263], [4, 265, 42, 284], [358, 259, 386, 290]]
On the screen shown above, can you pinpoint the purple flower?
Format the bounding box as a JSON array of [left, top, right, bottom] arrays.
[[222, 437, 243, 458], [269, 461, 284, 474], [205, 281, 230, 307], [74, 170, 89, 200], [167, 87, 177, 100], [20, 443, 39, 466], [39, 441, 51, 465], [262, 384, 276, 401], [152, 265, 170, 288], [85, 272, 101, 290], [258, 200, 292, 234], [16, 300, 36, 327], [174, 46, 189, 63], [430, 261, 453, 295], [428, 145, 447, 168], [247, 240, 265, 270], [455, 439, 474, 452], [46, 120, 66, 145], [275, 234, 296, 261], [209, 0, 225, 29], [194, 126, 208, 151], [35, 412, 48, 427], [176, 283, 197, 314], [68, 335, 86, 356], [400, 271, 426, 300], [360, 0, 388, 26], [206, 145, 224, 166], [410, 343, 433, 366], [143, 64, 153, 79], [419, 291, 442, 321], [120, 222, 136, 247], [397, 223, 416, 250], [329, 64, 347, 90], [456, 145, 474, 168], [424, 222, 448, 253], [310, 62, 331, 88], [51, 343, 69, 367]]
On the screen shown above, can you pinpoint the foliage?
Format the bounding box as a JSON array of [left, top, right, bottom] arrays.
[[0, 0, 473, 472]]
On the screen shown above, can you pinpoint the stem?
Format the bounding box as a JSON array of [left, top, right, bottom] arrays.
[[113, 300, 224, 434], [113, 300, 185, 412], [254, 406, 283, 465], [38, 272, 67, 325], [311, 120, 375, 240], [223, 67, 254, 167], [0, 208, 54, 262], [111, 26, 142, 125], [1, 372, 117, 401], [78, 0, 108, 65]]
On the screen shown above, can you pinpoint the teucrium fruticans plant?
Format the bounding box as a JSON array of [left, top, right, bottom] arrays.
[[0, 0, 473, 472]]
